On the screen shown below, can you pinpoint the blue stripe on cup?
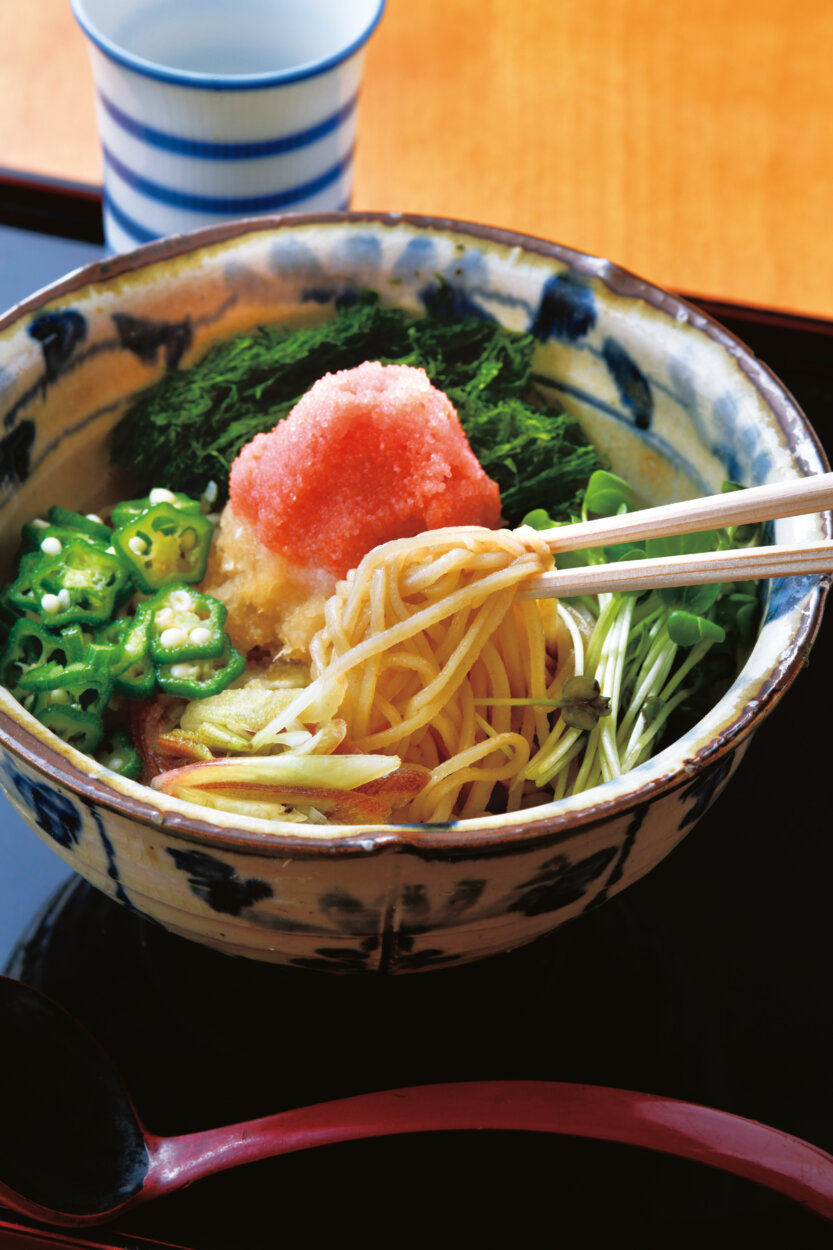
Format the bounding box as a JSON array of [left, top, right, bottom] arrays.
[[103, 190, 353, 248], [102, 179, 354, 250], [101, 143, 355, 214], [97, 90, 360, 159], [102, 190, 160, 245]]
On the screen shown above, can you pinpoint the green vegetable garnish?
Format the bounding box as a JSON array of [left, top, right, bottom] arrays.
[[522, 478, 762, 794], [0, 490, 240, 759], [556, 675, 612, 731], [13, 539, 130, 627], [110, 291, 603, 525], [95, 728, 142, 780], [582, 470, 636, 518], [145, 586, 227, 663], [156, 636, 245, 699], [112, 503, 214, 592]]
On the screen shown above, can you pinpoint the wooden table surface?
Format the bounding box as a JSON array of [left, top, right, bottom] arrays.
[[3, 0, 833, 319]]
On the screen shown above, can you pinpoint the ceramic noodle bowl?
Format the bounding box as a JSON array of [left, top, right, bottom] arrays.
[[0, 214, 827, 972]]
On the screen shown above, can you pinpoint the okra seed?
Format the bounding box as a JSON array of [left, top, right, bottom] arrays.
[[154, 607, 174, 627], [170, 662, 200, 679], [109, 756, 124, 771], [149, 488, 177, 505], [40, 536, 63, 556], [57, 588, 72, 609], [189, 626, 212, 646], [128, 536, 149, 555], [41, 593, 62, 614], [160, 627, 188, 648], [85, 513, 104, 524]]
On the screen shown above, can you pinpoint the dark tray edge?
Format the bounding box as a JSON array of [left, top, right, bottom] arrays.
[[0, 170, 104, 245], [2, 171, 833, 337]]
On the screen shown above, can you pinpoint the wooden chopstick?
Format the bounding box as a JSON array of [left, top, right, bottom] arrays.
[[535, 472, 833, 554], [518, 541, 833, 600]]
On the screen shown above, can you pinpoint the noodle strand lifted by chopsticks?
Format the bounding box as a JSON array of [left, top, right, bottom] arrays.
[[253, 525, 584, 822]]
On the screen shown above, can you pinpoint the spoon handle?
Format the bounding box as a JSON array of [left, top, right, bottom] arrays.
[[147, 1080, 833, 1221]]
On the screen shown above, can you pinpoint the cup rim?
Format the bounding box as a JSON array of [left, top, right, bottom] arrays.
[[69, 0, 387, 91]]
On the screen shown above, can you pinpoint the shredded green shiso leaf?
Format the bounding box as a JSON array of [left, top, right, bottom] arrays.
[[109, 290, 603, 526]]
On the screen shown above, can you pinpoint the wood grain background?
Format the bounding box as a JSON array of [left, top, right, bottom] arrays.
[[2, 0, 833, 317]]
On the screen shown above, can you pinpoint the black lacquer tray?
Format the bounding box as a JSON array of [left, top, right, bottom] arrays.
[[1, 178, 831, 1248]]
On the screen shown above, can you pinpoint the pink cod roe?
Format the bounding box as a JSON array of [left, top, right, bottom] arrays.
[[228, 361, 502, 577]]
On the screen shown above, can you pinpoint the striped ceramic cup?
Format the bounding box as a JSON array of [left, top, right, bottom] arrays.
[[70, 0, 386, 252]]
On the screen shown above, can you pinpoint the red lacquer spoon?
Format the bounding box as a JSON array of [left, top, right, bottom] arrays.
[[1, 975, 831, 1228]]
